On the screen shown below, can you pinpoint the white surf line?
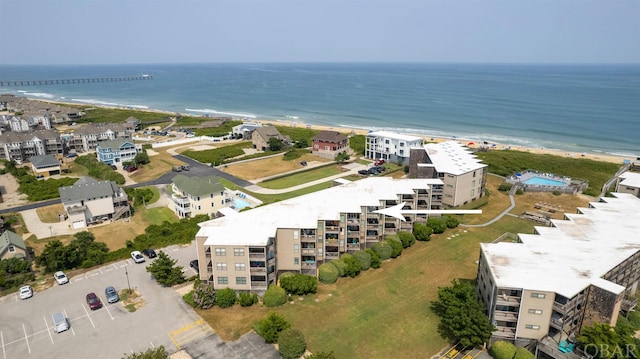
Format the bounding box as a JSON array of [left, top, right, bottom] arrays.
[[43, 316, 54, 344], [100, 297, 114, 320], [81, 304, 96, 329], [1, 330, 6, 359], [22, 324, 31, 353], [64, 310, 76, 336]]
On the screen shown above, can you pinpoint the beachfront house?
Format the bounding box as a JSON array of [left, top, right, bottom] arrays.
[[29, 154, 62, 178], [168, 175, 230, 219], [96, 139, 139, 165], [476, 193, 640, 357], [311, 130, 351, 159], [408, 140, 488, 207], [65, 123, 130, 153], [0, 230, 28, 260], [615, 170, 640, 198], [194, 177, 446, 291], [232, 122, 262, 139], [59, 176, 130, 229], [365, 131, 423, 164], [251, 125, 291, 151]]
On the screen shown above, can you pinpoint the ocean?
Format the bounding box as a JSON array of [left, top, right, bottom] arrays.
[[0, 63, 638, 157]]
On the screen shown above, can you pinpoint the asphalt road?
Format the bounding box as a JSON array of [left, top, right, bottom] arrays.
[[0, 241, 277, 359]]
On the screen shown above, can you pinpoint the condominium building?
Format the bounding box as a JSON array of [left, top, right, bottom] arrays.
[[64, 123, 130, 153], [195, 177, 444, 291], [0, 130, 63, 162], [408, 141, 488, 207], [476, 193, 640, 356], [365, 131, 423, 164], [168, 175, 229, 218], [615, 170, 640, 198]]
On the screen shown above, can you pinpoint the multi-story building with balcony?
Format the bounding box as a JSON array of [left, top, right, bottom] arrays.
[[408, 140, 488, 207], [168, 175, 229, 219], [0, 129, 63, 162], [195, 177, 444, 291], [365, 131, 423, 164], [615, 170, 640, 198], [64, 123, 130, 153], [476, 193, 640, 357], [96, 139, 138, 165]]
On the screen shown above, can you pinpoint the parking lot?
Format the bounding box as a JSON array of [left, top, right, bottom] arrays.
[[0, 242, 207, 358]]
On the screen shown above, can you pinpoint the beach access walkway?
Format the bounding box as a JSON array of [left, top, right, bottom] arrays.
[[460, 177, 517, 228]]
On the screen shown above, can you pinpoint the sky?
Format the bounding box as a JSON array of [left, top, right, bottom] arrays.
[[0, 0, 638, 65]]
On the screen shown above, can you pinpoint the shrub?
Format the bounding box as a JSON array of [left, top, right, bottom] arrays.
[[318, 263, 339, 284], [489, 340, 517, 359], [278, 328, 307, 359], [386, 237, 403, 258], [515, 189, 524, 195], [304, 352, 337, 359], [365, 249, 381, 268], [215, 288, 237, 308], [253, 312, 291, 343], [372, 241, 392, 260], [263, 285, 288, 307], [427, 217, 448, 234], [498, 182, 513, 191], [397, 231, 416, 248], [444, 215, 460, 228], [182, 291, 196, 308], [340, 253, 361, 278], [413, 222, 433, 241], [352, 250, 371, 270], [330, 259, 346, 277], [280, 274, 317, 295], [513, 347, 535, 359], [239, 292, 259, 307], [192, 279, 216, 309], [552, 190, 562, 196]]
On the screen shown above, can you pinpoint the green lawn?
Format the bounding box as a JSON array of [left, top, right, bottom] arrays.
[[259, 165, 343, 189]]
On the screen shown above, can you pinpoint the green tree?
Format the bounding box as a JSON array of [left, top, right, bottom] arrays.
[[578, 322, 640, 359], [334, 151, 350, 163], [489, 340, 517, 359], [365, 248, 381, 269], [413, 222, 433, 241], [121, 346, 167, 359], [278, 328, 307, 359], [35, 240, 70, 273], [330, 259, 346, 277], [192, 279, 216, 309], [397, 231, 416, 248], [280, 274, 317, 295], [253, 312, 291, 343], [263, 284, 288, 307], [352, 250, 371, 271], [145, 251, 185, 287], [215, 288, 237, 308], [134, 150, 150, 165], [513, 347, 536, 359], [431, 280, 495, 347], [372, 241, 392, 260], [239, 292, 259, 307], [318, 263, 339, 284], [340, 253, 361, 278], [386, 237, 403, 258], [269, 137, 283, 151], [427, 217, 448, 234]]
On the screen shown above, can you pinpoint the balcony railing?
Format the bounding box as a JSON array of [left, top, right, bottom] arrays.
[[171, 194, 189, 205], [550, 317, 564, 329], [301, 248, 316, 255], [493, 311, 518, 322], [325, 252, 340, 259], [495, 295, 521, 307], [250, 267, 266, 273], [492, 327, 516, 339], [249, 253, 265, 259], [553, 302, 569, 313], [622, 297, 638, 312]]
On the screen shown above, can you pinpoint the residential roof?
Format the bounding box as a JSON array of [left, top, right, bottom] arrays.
[[253, 126, 290, 142], [30, 154, 60, 168], [58, 176, 121, 202], [199, 177, 444, 247], [0, 230, 27, 257], [172, 175, 225, 197], [367, 131, 423, 143], [97, 138, 135, 151], [480, 193, 640, 298], [312, 130, 348, 143], [619, 171, 640, 189], [420, 141, 487, 175]]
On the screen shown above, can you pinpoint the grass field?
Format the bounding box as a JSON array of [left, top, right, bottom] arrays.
[[223, 153, 331, 181], [36, 204, 65, 223], [259, 165, 344, 189], [130, 148, 184, 182]]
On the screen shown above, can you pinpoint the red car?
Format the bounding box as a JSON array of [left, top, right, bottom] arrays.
[[374, 159, 385, 166], [86, 292, 103, 310]]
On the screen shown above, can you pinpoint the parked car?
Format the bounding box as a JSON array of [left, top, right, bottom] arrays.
[[125, 166, 138, 172], [131, 251, 145, 264], [52, 312, 69, 333], [190, 260, 199, 273], [64, 152, 77, 158], [86, 292, 103, 310], [105, 286, 119, 304], [54, 271, 69, 285], [181, 165, 190, 171], [19, 285, 33, 299], [142, 248, 157, 258], [110, 164, 118, 170], [375, 166, 386, 172], [367, 168, 379, 175], [358, 169, 369, 176], [374, 159, 386, 166], [172, 165, 183, 172]]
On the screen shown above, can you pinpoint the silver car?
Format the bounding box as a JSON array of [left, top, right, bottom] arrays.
[[105, 286, 119, 303]]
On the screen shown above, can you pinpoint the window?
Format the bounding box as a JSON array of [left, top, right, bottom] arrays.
[[236, 277, 247, 285], [525, 324, 540, 330], [471, 180, 476, 187], [471, 189, 475, 197], [8, 245, 15, 253], [293, 230, 299, 240], [215, 248, 226, 256], [216, 263, 227, 271], [473, 171, 476, 178], [528, 309, 543, 315], [217, 277, 228, 285], [294, 257, 299, 265], [531, 293, 546, 299], [294, 244, 299, 253], [234, 248, 244, 256], [235, 263, 245, 271]]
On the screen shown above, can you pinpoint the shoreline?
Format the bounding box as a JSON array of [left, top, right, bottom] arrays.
[[22, 97, 639, 165]]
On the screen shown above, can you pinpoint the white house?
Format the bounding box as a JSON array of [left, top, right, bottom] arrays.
[[365, 131, 423, 164]]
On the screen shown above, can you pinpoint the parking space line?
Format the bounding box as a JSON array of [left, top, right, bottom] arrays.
[[149, 341, 155, 348], [100, 297, 114, 320], [22, 324, 31, 354], [112, 264, 119, 270], [1, 331, 6, 359], [99, 268, 103, 274], [89, 273, 99, 277], [64, 310, 76, 336], [44, 316, 54, 344], [81, 304, 96, 329], [168, 320, 214, 350]]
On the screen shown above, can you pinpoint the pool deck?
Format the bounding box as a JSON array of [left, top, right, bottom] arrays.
[[507, 170, 571, 188]]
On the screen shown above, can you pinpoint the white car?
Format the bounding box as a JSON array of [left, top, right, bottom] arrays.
[[54, 271, 69, 285], [131, 251, 145, 264], [19, 285, 33, 299]]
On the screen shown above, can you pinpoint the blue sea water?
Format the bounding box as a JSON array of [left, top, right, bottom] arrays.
[[0, 63, 638, 157]]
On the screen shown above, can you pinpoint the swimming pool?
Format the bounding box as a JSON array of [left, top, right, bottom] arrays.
[[234, 199, 251, 210], [524, 177, 567, 187]]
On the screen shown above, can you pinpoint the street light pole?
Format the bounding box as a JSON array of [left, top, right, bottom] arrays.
[[125, 265, 132, 294]]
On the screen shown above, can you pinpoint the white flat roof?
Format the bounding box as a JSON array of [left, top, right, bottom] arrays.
[[422, 141, 487, 175], [367, 131, 423, 142], [481, 193, 640, 298], [619, 171, 640, 188], [199, 177, 443, 247]]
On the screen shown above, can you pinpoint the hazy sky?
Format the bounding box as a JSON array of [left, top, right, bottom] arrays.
[[1, 0, 638, 65]]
